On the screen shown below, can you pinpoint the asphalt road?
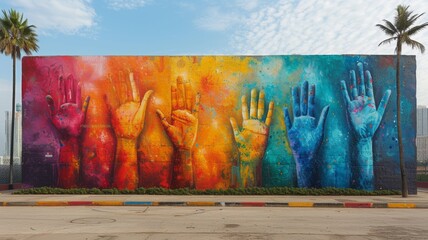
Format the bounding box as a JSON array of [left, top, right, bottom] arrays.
[[0, 206, 427, 239]]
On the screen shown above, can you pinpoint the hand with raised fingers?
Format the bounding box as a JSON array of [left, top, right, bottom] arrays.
[[46, 74, 90, 188], [156, 77, 200, 188], [110, 72, 153, 139], [230, 89, 274, 187], [284, 81, 329, 188], [156, 76, 200, 151], [109, 71, 153, 190], [46, 75, 90, 138], [340, 62, 391, 190], [340, 62, 391, 140]]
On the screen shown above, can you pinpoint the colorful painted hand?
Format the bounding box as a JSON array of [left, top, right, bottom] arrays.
[[230, 89, 274, 187], [110, 72, 153, 190], [340, 62, 391, 190], [156, 76, 200, 188], [284, 81, 329, 188], [46, 74, 90, 188]]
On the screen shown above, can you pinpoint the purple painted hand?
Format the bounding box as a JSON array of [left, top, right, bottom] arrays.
[[46, 74, 90, 188]]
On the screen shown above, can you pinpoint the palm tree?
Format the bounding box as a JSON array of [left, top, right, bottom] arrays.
[[0, 9, 38, 189], [377, 5, 428, 197]]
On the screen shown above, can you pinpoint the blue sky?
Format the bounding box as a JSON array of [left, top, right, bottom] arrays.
[[0, 0, 427, 155]]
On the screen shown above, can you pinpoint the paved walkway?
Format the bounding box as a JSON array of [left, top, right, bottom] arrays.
[[1, 188, 427, 208]]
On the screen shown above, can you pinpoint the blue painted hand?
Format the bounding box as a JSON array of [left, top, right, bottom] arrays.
[[284, 81, 329, 188], [340, 62, 391, 190]]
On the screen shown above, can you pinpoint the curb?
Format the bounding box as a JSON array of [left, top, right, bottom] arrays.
[[343, 202, 373, 208], [0, 201, 424, 208]]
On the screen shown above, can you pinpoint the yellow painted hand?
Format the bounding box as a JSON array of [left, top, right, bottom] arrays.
[[230, 89, 274, 187], [156, 77, 200, 150], [156, 77, 200, 188]]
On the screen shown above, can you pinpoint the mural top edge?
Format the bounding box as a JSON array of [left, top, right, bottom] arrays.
[[21, 54, 416, 58]]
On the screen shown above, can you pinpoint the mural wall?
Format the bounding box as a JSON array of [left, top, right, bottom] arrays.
[[22, 55, 417, 192]]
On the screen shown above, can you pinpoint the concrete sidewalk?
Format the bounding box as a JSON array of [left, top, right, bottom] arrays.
[[1, 188, 427, 208]]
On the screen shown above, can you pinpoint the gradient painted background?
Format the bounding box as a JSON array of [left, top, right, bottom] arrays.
[[21, 55, 416, 192]]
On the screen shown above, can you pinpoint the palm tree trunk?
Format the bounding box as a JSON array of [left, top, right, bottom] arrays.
[[8, 50, 16, 190], [396, 43, 408, 197]]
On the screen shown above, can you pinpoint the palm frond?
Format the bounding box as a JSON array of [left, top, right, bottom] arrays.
[[407, 22, 428, 36], [403, 37, 426, 53], [395, 5, 411, 31], [378, 37, 397, 46], [386, 19, 398, 33], [407, 12, 425, 28], [376, 22, 396, 36], [401, 13, 423, 33]]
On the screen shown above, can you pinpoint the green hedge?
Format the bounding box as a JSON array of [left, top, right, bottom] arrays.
[[417, 174, 428, 182], [13, 187, 400, 195]]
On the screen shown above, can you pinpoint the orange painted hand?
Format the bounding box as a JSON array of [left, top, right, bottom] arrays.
[[156, 77, 200, 150], [156, 77, 200, 188], [110, 72, 153, 190], [111, 72, 153, 139], [230, 89, 274, 187]]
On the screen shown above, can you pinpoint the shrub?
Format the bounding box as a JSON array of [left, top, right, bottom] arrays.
[[416, 174, 428, 182], [13, 187, 401, 195]]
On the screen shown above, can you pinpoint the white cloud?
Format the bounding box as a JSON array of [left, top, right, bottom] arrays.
[[107, 0, 150, 10], [236, 0, 259, 11], [195, 7, 242, 31], [9, 0, 97, 36], [225, 0, 428, 105], [195, 0, 264, 32]]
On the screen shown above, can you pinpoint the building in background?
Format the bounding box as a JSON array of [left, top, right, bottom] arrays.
[[2, 103, 22, 164], [0, 103, 22, 184], [417, 105, 428, 136], [416, 105, 428, 173]]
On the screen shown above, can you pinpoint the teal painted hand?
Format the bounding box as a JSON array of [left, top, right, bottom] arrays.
[[340, 62, 391, 190], [340, 62, 391, 139]]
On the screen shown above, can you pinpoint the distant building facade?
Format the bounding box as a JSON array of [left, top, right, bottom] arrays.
[[417, 105, 428, 165], [417, 105, 428, 136], [3, 103, 22, 164], [0, 104, 23, 184]]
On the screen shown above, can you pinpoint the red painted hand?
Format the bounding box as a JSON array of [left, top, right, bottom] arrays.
[[46, 74, 90, 188]]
